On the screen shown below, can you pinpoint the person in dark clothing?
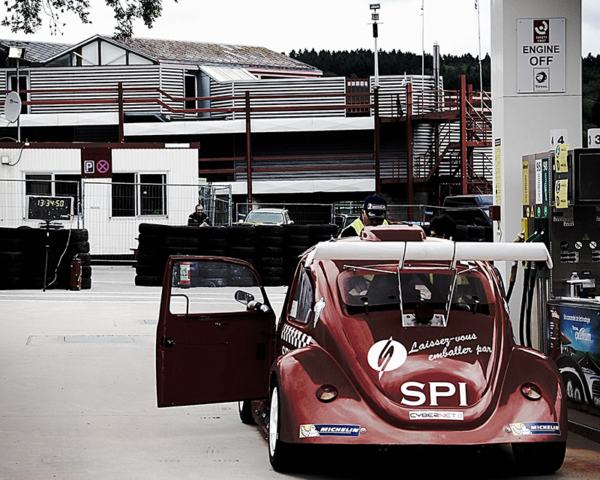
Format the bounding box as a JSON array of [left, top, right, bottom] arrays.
[[188, 204, 211, 227], [430, 214, 456, 239], [339, 195, 388, 238]]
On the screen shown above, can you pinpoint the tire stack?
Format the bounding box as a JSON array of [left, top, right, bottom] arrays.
[[227, 225, 256, 266], [282, 225, 312, 283], [0, 227, 25, 289], [310, 224, 338, 245], [198, 226, 229, 257], [255, 225, 285, 286], [135, 224, 169, 286], [0, 226, 91, 290]]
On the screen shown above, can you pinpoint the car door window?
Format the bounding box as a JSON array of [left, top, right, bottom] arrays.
[[288, 269, 314, 325], [169, 260, 265, 314]]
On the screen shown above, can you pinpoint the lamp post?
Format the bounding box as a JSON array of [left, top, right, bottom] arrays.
[[8, 46, 24, 142], [370, 4, 380, 88]]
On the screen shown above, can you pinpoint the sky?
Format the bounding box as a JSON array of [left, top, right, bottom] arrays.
[[0, 0, 599, 57]]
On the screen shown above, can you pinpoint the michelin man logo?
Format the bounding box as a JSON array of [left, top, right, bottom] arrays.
[[510, 423, 532, 435], [367, 337, 407, 380], [299, 425, 320, 438]]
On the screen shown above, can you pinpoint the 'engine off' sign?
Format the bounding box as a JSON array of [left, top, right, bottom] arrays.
[[517, 18, 565, 94]]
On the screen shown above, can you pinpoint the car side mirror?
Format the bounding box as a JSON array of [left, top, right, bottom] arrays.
[[235, 290, 255, 305]]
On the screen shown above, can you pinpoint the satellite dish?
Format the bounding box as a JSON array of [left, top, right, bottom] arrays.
[[4, 91, 22, 123]]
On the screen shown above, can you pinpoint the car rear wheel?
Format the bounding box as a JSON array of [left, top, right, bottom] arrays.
[[512, 441, 566, 474], [268, 385, 295, 472]]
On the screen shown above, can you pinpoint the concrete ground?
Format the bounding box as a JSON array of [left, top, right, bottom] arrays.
[[1, 266, 600, 480]]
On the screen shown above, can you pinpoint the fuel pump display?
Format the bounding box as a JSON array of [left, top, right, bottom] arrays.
[[523, 147, 600, 415]]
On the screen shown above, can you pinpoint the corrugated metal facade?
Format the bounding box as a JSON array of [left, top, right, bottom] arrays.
[[209, 77, 347, 120]]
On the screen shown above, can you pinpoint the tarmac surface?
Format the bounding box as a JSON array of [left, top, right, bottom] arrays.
[[1, 266, 600, 480]]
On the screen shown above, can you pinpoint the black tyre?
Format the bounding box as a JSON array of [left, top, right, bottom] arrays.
[[136, 264, 163, 277], [0, 252, 25, 263], [137, 234, 165, 247], [198, 226, 228, 239], [260, 266, 284, 277], [202, 248, 228, 257], [67, 242, 90, 254], [165, 237, 199, 248], [79, 253, 91, 266], [139, 224, 170, 236], [229, 246, 256, 258], [261, 276, 284, 286], [258, 247, 282, 258], [0, 238, 21, 251], [135, 275, 163, 287], [268, 384, 296, 472], [283, 224, 310, 236], [284, 235, 311, 246], [164, 225, 199, 238], [165, 247, 199, 256], [136, 253, 165, 266], [238, 400, 255, 425], [256, 225, 284, 237], [512, 441, 566, 475], [81, 277, 92, 290], [258, 235, 284, 247], [260, 257, 283, 266], [0, 276, 22, 289], [562, 371, 585, 403], [81, 265, 92, 278]]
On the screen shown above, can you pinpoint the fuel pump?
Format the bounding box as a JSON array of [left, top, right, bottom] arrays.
[[523, 147, 600, 415]]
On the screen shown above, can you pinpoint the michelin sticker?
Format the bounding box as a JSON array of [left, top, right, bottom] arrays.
[[313, 297, 326, 328], [510, 422, 561, 435], [300, 424, 361, 438]]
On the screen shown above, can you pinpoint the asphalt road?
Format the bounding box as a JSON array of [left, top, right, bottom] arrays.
[[1, 266, 599, 480]]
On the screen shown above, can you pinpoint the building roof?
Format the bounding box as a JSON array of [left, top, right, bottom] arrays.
[[0, 39, 72, 64], [110, 37, 317, 71], [1, 35, 319, 73]]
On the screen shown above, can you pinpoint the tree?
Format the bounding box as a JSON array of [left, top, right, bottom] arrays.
[[2, 0, 178, 39]]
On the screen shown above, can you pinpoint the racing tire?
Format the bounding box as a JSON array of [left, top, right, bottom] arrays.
[[67, 242, 90, 254], [268, 385, 296, 472], [135, 275, 163, 287], [238, 400, 255, 425], [81, 277, 92, 290], [512, 441, 566, 475], [256, 225, 284, 237], [562, 371, 585, 403]]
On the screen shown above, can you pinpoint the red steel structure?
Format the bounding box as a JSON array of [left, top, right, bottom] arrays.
[[0, 75, 492, 200]]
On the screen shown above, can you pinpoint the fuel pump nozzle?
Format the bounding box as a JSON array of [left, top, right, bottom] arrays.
[[506, 231, 525, 302]]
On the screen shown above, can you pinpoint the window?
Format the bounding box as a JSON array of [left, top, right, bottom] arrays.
[[8, 74, 29, 114], [25, 173, 80, 198], [288, 269, 314, 325], [111, 173, 167, 217]]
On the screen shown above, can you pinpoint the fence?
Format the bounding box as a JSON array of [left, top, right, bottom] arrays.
[[1, 177, 491, 255], [236, 203, 335, 225]]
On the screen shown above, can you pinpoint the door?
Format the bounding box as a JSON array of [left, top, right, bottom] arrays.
[[156, 257, 276, 407]]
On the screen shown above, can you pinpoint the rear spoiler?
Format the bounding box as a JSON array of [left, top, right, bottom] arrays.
[[306, 240, 552, 269]]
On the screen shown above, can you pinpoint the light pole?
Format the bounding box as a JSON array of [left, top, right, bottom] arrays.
[[8, 46, 24, 142], [370, 4, 380, 88]]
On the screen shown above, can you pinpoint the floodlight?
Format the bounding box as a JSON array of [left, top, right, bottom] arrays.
[[8, 47, 23, 59]]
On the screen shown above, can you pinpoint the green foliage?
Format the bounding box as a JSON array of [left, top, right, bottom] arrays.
[[2, 0, 177, 39], [291, 48, 599, 134], [290, 48, 491, 91]]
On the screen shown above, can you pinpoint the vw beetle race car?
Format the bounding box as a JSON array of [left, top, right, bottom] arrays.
[[156, 225, 567, 474]]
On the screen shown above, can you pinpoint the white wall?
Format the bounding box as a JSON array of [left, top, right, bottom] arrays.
[[0, 146, 199, 254]]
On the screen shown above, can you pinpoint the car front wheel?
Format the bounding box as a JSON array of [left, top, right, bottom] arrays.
[[268, 385, 295, 472], [512, 441, 566, 474]]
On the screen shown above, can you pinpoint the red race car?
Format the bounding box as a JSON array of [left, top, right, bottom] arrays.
[[156, 225, 566, 474]]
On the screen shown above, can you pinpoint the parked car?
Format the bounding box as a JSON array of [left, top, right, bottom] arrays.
[[155, 225, 565, 474], [333, 213, 360, 236], [242, 208, 293, 225], [442, 194, 493, 241]]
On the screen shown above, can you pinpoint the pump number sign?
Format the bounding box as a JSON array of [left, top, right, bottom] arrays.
[[517, 18, 566, 93]]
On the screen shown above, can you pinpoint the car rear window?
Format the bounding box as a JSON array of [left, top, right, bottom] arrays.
[[338, 269, 490, 314], [245, 211, 284, 224]]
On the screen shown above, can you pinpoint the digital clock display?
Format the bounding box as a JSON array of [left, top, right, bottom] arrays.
[[28, 196, 73, 220]]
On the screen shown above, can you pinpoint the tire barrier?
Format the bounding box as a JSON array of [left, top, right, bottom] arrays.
[[0, 226, 92, 290], [135, 223, 339, 287]]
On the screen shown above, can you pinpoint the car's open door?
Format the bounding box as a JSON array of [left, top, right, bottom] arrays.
[[156, 256, 276, 407]]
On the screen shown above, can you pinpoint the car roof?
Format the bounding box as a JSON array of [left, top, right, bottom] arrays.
[[248, 208, 288, 213]]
